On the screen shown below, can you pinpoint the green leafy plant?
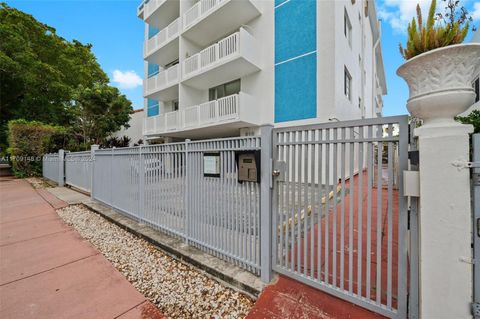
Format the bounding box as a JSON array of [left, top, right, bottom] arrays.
[[456, 110, 480, 134], [7, 119, 69, 177], [399, 0, 474, 60]]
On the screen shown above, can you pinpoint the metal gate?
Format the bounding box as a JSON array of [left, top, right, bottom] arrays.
[[271, 116, 409, 318]]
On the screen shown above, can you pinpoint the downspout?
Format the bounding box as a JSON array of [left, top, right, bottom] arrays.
[[372, 21, 381, 118], [360, 0, 365, 118]]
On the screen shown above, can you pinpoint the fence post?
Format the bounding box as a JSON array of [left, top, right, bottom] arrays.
[[184, 139, 191, 244], [260, 125, 273, 283], [58, 149, 65, 187], [139, 145, 145, 224], [90, 145, 99, 199], [414, 122, 473, 318]]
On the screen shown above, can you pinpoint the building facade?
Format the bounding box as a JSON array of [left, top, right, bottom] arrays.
[[138, 0, 386, 141], [111, 109, 145, 146]]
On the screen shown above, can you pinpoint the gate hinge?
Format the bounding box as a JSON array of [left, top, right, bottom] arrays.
[[452, 160, 480, 170], [472, 302, 480, 317]]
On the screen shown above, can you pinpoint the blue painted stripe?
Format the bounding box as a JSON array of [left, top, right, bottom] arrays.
[[275, 0, 316, 64], [275, 53, 317, 123], [275, 0, 317, 122]]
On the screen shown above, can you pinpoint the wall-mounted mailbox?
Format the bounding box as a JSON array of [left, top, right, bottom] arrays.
[[236, 151, 260, 183]]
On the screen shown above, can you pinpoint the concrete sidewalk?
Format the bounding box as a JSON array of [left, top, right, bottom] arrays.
[[0, 177, 164, 319]]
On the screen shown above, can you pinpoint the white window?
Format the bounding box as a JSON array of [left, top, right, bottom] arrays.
[[209, 79, 241, 101], [344, 9, 352, 48], [344, 67, 352, 101]]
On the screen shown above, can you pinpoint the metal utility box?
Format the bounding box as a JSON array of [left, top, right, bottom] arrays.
[[236, 151, 260, 183]]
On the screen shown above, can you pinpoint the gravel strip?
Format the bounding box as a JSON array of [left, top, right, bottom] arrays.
[[57, 205, 254, 319], [26, 177, 50, 189]]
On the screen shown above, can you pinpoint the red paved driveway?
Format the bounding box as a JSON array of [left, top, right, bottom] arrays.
[[0, 177, 164, 319]]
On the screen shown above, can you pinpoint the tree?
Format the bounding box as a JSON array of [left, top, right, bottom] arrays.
[[0, 3, 110, 148], [71, 84, 133, 145]]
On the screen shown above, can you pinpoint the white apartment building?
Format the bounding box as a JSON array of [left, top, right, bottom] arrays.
[[138, 0, 386, 141], [111, 109, 145, 146]]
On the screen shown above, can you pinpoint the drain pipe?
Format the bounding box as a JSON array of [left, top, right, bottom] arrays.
[[372, 21, 381, 118]]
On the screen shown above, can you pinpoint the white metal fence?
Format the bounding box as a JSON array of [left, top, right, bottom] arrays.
[[65, 151, 93, 193], [91, 137, 262, 274], [41, 118, 414, 317], [42, 153, 60, 184]]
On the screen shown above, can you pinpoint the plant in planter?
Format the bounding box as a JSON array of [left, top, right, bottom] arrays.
[[396, 0, 479, 127]]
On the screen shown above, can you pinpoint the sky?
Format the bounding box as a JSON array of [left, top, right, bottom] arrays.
[[5, 0, 480, 115]]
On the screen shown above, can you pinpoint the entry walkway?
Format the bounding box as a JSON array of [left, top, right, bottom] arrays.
[[0, 177, 164, 319]]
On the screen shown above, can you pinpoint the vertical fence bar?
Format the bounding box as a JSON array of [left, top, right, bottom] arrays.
[[260, 125, 273, 283], [348, 127, 354, 294], [357, 126, 364, 297], [387, 125, 394, 309], [366, 126, 373, 300], [340, 127, 346, 290], [139, 146, 145, 223], [325, 129, 331, 284], [317, 129, 323, 282], [376, 125, 383, 304], [185, 139, 190, 243]]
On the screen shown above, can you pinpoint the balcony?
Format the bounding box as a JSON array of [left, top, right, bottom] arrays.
[[144, 64, 179, 100], [144, 18, 180, 66], [182, 0, 261, 47], [182, 29, 260, 89], [141, 0, 180, 30], [137, 0, 147, 19], [143, 93, 260, 138]]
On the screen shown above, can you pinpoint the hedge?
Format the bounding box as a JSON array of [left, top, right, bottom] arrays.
[[7, 119, 70, 177]]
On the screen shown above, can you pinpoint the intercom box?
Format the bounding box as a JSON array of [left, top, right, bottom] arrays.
[[235, 151, 261, 183]]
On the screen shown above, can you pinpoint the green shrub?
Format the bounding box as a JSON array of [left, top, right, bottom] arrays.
[[7, 119, 70, 177]]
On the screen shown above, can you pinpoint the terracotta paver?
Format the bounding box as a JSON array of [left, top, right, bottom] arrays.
[[0, 177, 164, 319], [0, 231, 98, 285], [0, 214, 70, 246]]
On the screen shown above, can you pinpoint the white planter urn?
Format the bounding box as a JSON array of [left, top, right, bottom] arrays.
[[397, 43, 480, 127]]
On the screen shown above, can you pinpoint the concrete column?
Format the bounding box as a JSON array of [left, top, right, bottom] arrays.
[[260, 125, 273, 283], [415, 123, 473, 319], [58, 149, 65, 187]]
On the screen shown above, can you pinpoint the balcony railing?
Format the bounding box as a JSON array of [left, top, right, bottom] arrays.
[[144, 94, 242, 135], [143, 0, 166, 20], [144, 64, 179, 96], [183, 0, 226, 30], [145, 18, 180, 58], [183, 32, 240, 78], [138, 0, 146, 16]]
